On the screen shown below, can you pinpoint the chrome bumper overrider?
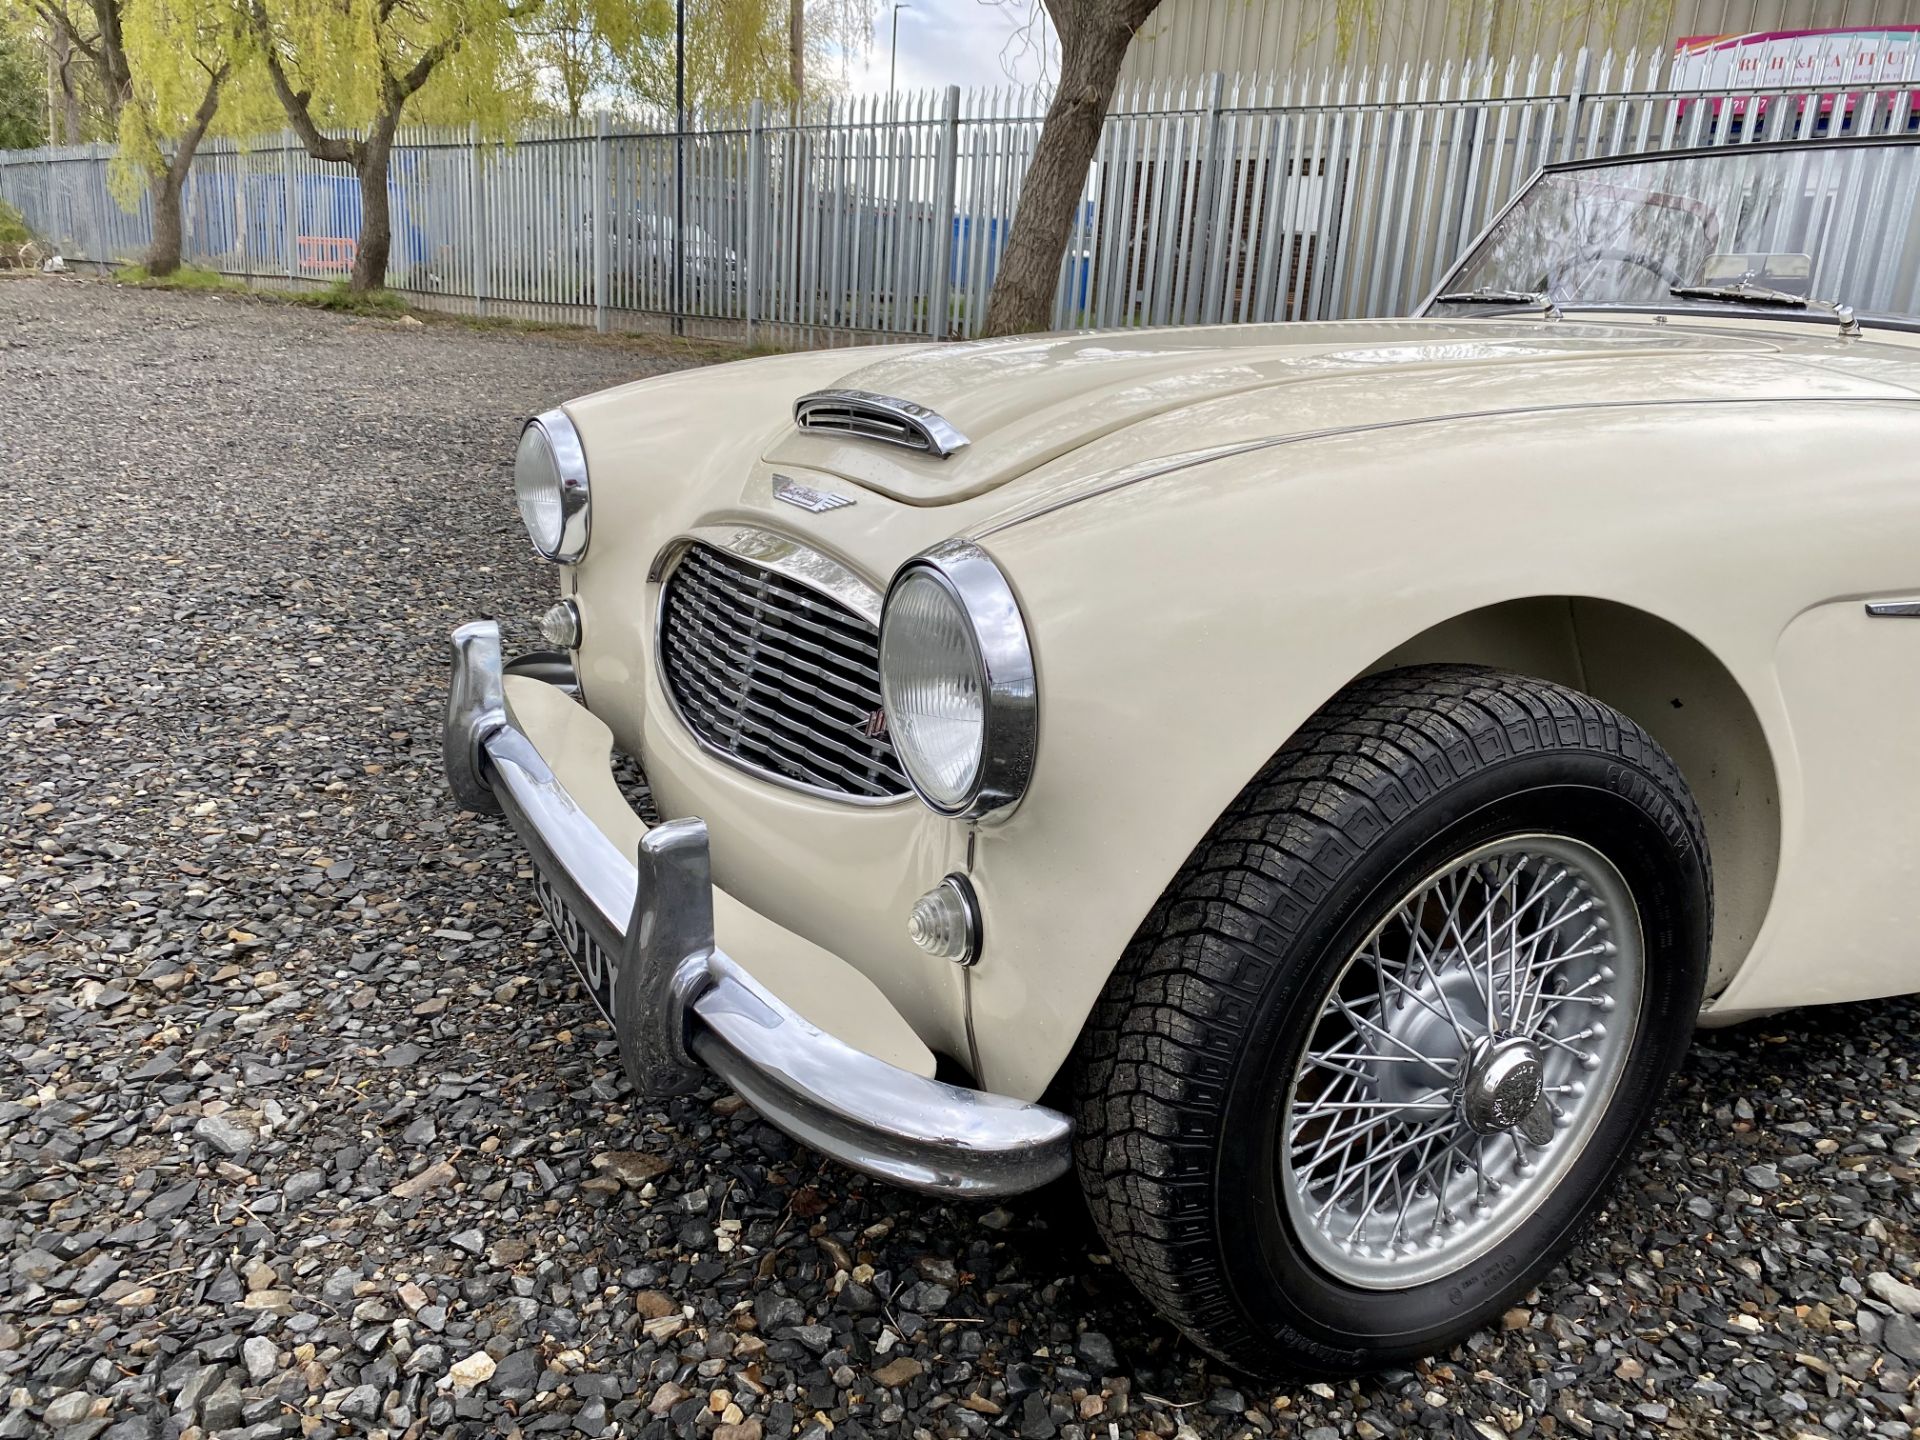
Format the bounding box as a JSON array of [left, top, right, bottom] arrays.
[[443, 620, 1072, 1198]]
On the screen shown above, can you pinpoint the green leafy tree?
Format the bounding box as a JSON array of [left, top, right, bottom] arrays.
[[0, 16, 49, 149], [512, 0, 872, 120], [618, 0, 782, 112], [518, 0, 639, 119], [246, 0, 538, 292], [0, 1, 114, 145], [26, 0, 242, 275], [116, 0, 252, 274], [603, 0, 872, 115]]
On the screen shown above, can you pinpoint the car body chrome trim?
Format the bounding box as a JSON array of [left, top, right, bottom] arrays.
[[649, 530, 910, 808], [522, 409, 592, 563], [1421, 302, 1906, 333], [441, 620, 1071, 1197], [938, 873, 982, 967], [445, 622, 512, 814], [794, 389, 971, 458], [1866, 599, 1920, 617], [772, 474, 857, 513], [881, 541, 1038, 823], [648, 525, 882, 625]]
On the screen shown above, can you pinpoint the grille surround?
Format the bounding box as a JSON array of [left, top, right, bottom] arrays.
[[656, 539, 911, 804]]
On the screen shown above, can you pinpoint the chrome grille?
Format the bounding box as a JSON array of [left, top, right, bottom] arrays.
[[658, 543, 909, 800]]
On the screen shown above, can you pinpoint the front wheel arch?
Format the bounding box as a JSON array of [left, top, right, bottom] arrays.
[[1068, 664, 1713, 1377], [1361, 595, 1776, 1000]]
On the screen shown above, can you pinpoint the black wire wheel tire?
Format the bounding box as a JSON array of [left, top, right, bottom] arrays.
[[1072, 665, 1711, 1378]]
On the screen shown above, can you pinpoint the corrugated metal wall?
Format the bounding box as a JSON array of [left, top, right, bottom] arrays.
[[1121, 0, 1920, 85]]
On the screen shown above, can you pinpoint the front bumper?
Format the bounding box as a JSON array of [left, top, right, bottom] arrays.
[[443, 620, 1072, 1198]]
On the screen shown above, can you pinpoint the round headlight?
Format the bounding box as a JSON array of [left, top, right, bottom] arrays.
[[879, 542, 1036, 820], [514, 410, 590, 562]]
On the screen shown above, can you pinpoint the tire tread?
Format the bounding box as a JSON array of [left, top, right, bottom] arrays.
[[1071, 664, 1710, 1369]]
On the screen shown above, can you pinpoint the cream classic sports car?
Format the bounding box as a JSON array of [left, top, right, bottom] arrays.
[[446, 136, 1920, 1375]]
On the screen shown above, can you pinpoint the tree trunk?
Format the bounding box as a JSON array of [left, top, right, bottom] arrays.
[[982, 9, 1140, 337], [50, 26, 82, 144], [350, 125, 395, 292], [140, 70, 223, 278], [145, 169, 185, 275], [249, 13, 454, 294]]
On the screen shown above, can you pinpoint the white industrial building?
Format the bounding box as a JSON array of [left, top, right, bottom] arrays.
[[1120, 0, 1920, 83]]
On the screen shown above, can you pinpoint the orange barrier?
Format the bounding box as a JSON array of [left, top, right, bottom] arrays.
[[297, 236, 356, 273]]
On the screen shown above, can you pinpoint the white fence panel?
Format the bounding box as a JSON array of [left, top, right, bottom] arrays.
[[5, 43, 1918, 344]]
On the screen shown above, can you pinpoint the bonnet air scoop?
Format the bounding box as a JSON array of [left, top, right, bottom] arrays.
[[764, 321, 1791, 508], [793, 390, 970, 458]]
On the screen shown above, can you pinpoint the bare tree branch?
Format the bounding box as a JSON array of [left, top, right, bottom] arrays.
[[399, 34, 460, 98], [87, 0, 131, 97], [247, 0, 357, 164], [166, 64, 227, 188], [992, 0, 1056, 84], [34, 3, 103, 77], [983, 0, 1162, 335]]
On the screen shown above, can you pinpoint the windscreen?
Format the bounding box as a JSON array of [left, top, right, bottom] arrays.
[[1430, 143, 1920, 323]]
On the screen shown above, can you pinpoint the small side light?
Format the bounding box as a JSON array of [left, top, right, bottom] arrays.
[[908, 874, 981, 966], [540, 599, 582, 650]]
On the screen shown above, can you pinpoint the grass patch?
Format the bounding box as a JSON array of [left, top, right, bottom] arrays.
[[108, 267, 414, 321], [0, 201, 30, 249], [447, 308, 781, 358], [117, 263, 240, 291], [294, 281, 412, 317], [83, 261, 766, 361]]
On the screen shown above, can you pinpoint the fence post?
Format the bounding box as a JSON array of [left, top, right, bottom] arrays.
[[1186, 72, 1227, 325], [593, 110, 610, 333], [470, 122, 488, 318], [927, 84, 961, 339], [88, 140, 104, 266], [1561, 47, 1591, 162], [281, 132, 297, 282], [746, 98, 764, 347], [184, 149, 197, 264]]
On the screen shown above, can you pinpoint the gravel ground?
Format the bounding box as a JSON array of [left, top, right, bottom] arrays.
[[6, 274, 1920, 1440]]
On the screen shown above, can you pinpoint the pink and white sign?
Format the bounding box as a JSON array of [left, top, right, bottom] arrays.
[[1670, 27, 1920, 123]]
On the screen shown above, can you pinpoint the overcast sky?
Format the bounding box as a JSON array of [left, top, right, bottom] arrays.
[[849, 1, 1059, 95]]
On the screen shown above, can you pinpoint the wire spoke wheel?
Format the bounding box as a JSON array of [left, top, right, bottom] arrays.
[[1282, 834, 1644, 1289], [1076, 668, 1709, 1374]]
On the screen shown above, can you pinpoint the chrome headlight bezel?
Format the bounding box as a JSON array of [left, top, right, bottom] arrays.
[[879, 540, 1037, 822], [515, 409, 591, 563]]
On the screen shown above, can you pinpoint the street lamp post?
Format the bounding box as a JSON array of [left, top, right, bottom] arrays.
[[674, 0, 685, 337], [889, 4, 911, 100]]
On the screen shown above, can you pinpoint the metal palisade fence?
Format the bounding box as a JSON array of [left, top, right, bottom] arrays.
[[4, 44, 1919, 345]]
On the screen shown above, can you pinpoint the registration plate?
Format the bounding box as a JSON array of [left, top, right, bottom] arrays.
[[532, 870, 618, 1022]]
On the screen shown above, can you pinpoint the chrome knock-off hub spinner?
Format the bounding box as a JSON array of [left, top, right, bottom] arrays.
[[1459, 1035, 1554, 1144]]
